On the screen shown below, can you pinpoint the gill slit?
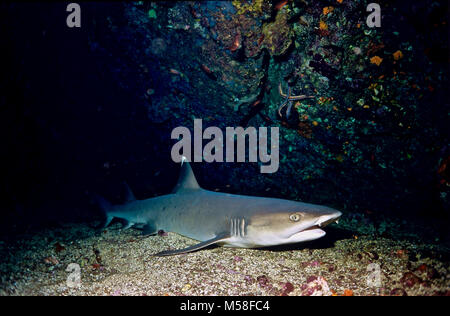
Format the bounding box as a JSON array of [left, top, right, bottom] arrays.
[[230, 217, 246, 237]]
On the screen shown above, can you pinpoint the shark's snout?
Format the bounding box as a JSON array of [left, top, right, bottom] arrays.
[[315, 210, 342, 228]]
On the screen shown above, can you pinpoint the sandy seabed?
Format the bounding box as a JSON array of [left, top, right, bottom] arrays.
[[1, 217, 449, 296]]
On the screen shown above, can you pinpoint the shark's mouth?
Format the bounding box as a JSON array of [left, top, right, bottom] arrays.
[[319, 216, 340, 228], [302, 225, 322, 232], [299, 216, 340, 233]]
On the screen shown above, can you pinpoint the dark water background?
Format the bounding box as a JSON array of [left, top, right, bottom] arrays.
[[0, 1, 448, 243]]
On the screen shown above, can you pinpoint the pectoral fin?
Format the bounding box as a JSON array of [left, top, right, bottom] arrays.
[[123, 181, 136, 202], [122, 220, 134, 230], [154, 232, 229, 256]]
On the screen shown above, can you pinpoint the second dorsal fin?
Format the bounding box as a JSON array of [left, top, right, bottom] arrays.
[[123, 181, 136, 202], [172, 156, 201, 193]]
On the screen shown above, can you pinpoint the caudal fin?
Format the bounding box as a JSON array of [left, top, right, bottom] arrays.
[[92, 193, 114, 228]]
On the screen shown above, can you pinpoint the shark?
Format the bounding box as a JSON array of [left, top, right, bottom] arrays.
[[95, 157, 342, 256]]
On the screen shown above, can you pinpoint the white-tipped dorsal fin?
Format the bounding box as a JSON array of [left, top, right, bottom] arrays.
[[172, 156, 201, 193], [123, 181, 136, 202]]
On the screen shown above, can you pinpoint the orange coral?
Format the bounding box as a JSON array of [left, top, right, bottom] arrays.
[[370, 56, 383, 66], [323, 6, 334, 15], [343, 289, 354, 296], [319, 20, 328, 30], [393, 50, 404, 60], [275, 0, 288, 11]]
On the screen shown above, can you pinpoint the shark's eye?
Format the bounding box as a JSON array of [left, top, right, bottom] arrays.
[[289, 213, 301, 222]]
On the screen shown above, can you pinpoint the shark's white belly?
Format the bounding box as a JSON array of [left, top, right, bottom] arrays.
[[218, 236, 259, 248]]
